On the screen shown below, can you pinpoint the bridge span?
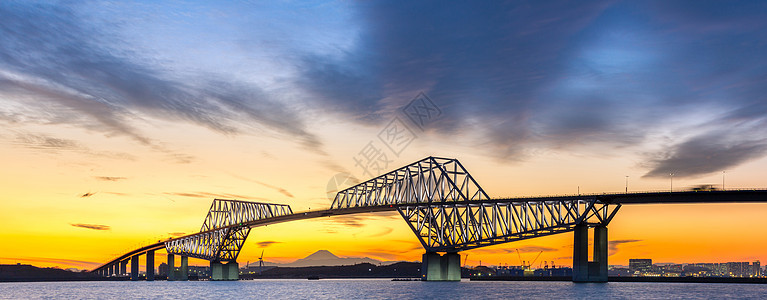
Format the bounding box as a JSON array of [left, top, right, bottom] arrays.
[[91, 157, 767, 282]]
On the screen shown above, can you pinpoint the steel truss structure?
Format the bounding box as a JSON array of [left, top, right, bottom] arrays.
[[331, 157, 489, 209], [165, 199, 292, 262], [398, 198, 621, 252]]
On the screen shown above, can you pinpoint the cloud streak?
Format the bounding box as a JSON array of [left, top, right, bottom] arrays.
[[95, 176, 127, 182], [608, 239, 642, 256], [163, 192, 266, 201], [70, 223, 110, 230], [0, 3, 330, 160], [256, 241, 281, 248]]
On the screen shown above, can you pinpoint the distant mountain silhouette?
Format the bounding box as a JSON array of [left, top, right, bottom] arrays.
[[280, 250, 384, 267]]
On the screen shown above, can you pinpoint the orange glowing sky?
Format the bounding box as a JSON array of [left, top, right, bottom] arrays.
[[2, 1, 767, 270]]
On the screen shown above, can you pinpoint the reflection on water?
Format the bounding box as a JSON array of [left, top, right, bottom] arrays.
[[1, 279, 766, 299]]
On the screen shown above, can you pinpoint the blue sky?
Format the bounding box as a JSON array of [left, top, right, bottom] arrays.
[[2, 0, 766, 179]]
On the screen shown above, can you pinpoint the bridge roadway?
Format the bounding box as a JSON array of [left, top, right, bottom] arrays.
[[93, 189, 767, 276]]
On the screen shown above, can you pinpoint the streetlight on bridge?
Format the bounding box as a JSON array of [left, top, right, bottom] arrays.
[[669, 173, 674, 192], [722, 170, 726, 190], [625, 176, 629, 193]]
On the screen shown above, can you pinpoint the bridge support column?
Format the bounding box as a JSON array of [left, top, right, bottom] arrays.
[[146, 250, 155, 281], [180, 256, 189, 281], [120, 260, 128, 276], [210, 261, 239, 281], [421, 252, 460, 281], [167, 254, 176, 281], [130, 254, 140, 281], [573, 224, 608, 283]]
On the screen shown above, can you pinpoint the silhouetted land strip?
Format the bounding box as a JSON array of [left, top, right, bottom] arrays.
[[242, 262, 423, 279], [0, 264, 102, 282], [471, 275, 767, 284]]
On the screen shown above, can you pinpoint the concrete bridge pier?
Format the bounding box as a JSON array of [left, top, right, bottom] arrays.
[[130, 254, 140, 280], [167, 254, 175, 280], [180, 256, 188, 280], [167, 254, 189, 281], [421, 252, 460, 281], [120, 260, 128, 276], [210, 261, 239, 281], [146, 250, 155, 281], [572, 224, 608, 283]]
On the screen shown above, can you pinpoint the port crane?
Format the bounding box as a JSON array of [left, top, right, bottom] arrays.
[[515, 249, 543, 270]]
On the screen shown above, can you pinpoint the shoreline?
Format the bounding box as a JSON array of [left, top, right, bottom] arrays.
[[470, 276, 767, 284]]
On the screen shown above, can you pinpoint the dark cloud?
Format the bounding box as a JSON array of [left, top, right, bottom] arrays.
[[70, 223, 110, 230], [643, 132, 767, 178], [0, 3, 330, 159], [95, 176, 126, 182], [256, 241, 281, 248], [3, 1, 767, 176], [80, 192, 96, 198], [608, 239, 642, 256], [297, 0, 767, 169]]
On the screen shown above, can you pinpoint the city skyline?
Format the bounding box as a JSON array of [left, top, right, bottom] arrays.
[[2, 1, 767, 271]]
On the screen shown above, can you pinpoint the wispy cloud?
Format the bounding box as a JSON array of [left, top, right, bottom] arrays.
[[256, 241, 281, 248], [516, 245, 559, 253], [367, 227, 393, 238], [471, 245, 559, 255], [80, 192, 96, 198], [163, 192, 267, 201], [94, 176, 127, 182], [70, 223, 110, 230], [15, 133, 81, 150], [0, 3, 334, 162], [227, 173, 294, 198], [608, 239, 642, 256]]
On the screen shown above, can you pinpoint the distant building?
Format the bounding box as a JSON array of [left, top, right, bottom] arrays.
[[158, 263, 169, 276], [629, 259, 652, 275], [608, 266, 632, 277]]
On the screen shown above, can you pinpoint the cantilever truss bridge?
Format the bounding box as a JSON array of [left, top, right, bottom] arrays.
[[92, 156, 767, 275]]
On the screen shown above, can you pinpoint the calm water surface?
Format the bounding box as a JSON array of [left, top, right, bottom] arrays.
[[1, 279, 766, 299]]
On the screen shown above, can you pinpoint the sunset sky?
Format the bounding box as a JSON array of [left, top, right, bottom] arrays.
[[2, 1, 767, 271]]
